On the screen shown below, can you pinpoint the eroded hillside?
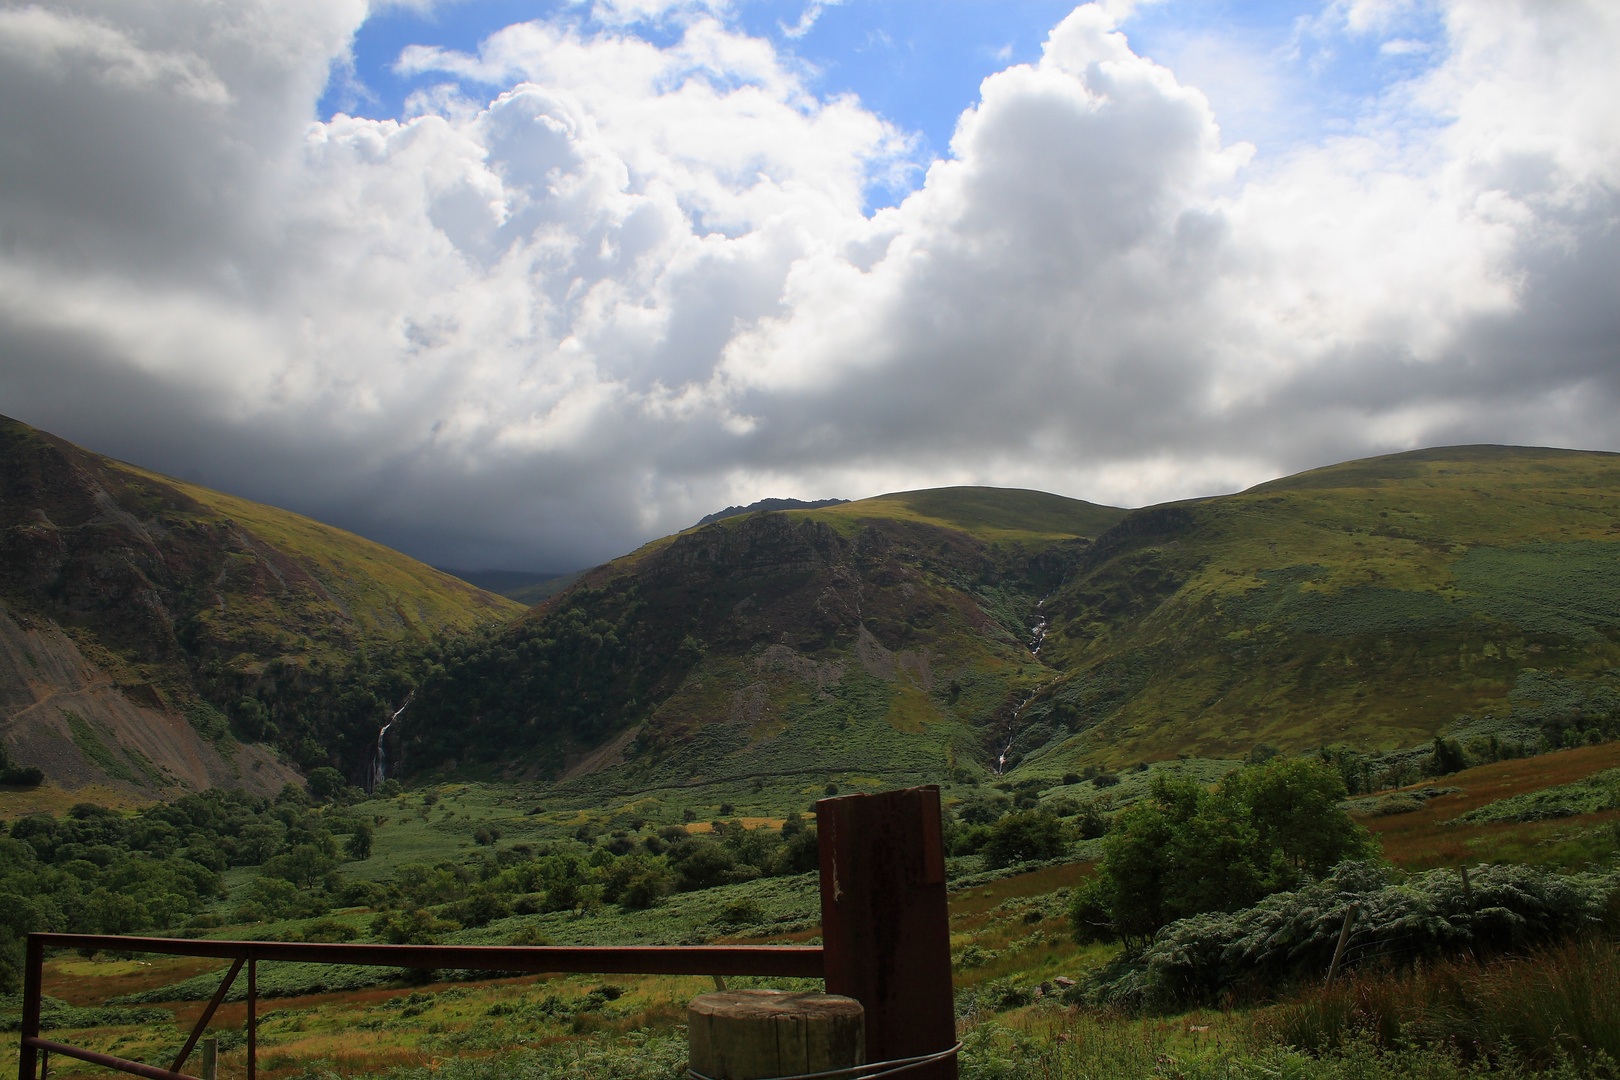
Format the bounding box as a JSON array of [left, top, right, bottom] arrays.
[[0, 416, 523, 795]]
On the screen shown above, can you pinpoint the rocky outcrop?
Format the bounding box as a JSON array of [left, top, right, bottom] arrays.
[[0, 599, 301, 798]]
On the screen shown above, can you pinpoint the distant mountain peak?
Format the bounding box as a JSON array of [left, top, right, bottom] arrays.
[[696, 497, 849, 527]]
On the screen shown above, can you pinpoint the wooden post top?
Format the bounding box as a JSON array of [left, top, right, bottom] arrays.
[[689, 990, 864, 1020], [688, 989, 865, 1080]]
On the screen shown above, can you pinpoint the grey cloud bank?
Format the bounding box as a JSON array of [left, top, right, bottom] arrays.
[[1, 0, 1616, 571]]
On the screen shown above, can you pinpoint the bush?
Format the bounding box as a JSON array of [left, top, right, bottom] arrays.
[[773, 828, 819, 875], [306, 767, 346, 803], [1254, 934, 1620, 1071], [668, 839, 735, 891], [716, 899, 764, 926], [298, 918, 357, 943], [344, 822, 374, 861], [1075, 800, 1109, 840], [370, 908, 459, 945], [1090, 860, 1615, 1013], [1074, 758, 1374, 945]]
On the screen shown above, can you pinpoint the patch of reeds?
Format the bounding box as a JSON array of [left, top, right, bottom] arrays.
[[1252, 935, 1620, 1073]]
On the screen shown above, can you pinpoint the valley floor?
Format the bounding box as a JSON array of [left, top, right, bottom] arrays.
[[8, 740, 1620, 1080]]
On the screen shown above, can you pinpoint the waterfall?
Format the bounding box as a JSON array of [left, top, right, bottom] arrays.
[[1028, 595, 1049, 655], [996, 593, 1057, 774], [371, 691, 412, 790]]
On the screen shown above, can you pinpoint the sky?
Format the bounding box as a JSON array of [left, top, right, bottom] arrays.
[[1, 0, 1616, 573]]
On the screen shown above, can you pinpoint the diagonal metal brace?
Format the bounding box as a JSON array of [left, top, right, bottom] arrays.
[[171, 957, 244, 1074]]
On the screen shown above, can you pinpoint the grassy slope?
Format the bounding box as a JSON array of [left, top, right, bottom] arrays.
[[415, 488, 1125, 790], [123, 464, 524, 662], [1353, 741, 1620, 870], [788, 487, 1128, 545], [1012, 446, 1620, 777], [0, 416, 522, 692]]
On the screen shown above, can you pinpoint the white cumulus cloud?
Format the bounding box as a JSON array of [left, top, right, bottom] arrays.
[[0, 0, 1616, 571]]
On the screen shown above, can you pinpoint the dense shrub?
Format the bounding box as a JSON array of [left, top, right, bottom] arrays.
[[1253, 934, 1620, 1072], [1089, 860, 1615, 1013], [1072, 758, 1374, 945]]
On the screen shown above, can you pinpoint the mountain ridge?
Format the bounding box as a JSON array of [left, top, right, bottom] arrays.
[[400, 445, 1620, 806], [0, 415, 523, 797]]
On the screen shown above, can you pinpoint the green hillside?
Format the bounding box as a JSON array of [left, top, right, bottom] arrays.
[[1008, 445, 1620, 779], [0, 416, 523, 785], [402, 445, 1620, 802], [789, 486, 1127, 543], [403, 488, 1128, 788]]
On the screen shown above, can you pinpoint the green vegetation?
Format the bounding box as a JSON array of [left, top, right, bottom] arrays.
[[404, 484, 1112, 783], [0, 415, 522, 783], [0, 744, 42, 788], [1069, 759, 1373, 945], [1016, 446, 1620, 778], [791, 486, 1127, 545], [1083, 859, 1612, 1014], [0, 785, 378, 989], [1454, 767, 1620, 824]]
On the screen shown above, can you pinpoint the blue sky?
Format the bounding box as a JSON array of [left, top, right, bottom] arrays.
[[327, 0, 1450, 203]]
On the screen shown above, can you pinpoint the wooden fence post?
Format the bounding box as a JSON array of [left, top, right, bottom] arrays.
[[816, 786, 957, 1080], [19, 934, 43, 1080], [246, 956, 256, 1080]]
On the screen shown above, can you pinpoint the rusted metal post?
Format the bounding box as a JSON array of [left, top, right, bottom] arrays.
[[172, 957, 243, 1074], [816, 786, 957, 1080], [246, 956, 256, 1080], [19, 934, 44, 1080]]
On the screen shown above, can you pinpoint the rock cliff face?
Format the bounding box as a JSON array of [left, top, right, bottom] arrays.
[[0, 599, 299, 797]]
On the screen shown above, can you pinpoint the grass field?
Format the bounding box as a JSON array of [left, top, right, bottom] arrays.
[[1355, 742, 1620, 870], [14, 732, 1620, 1080]]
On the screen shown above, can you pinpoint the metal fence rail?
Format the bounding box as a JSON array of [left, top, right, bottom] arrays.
[[18, 786, 957, 1080], [19, 936, 823, 1080]]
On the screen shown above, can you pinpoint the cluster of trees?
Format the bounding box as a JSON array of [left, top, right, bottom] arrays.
[[357, 817, 821, 943], [944, 787, 1106, 868], [0, 744, 42, 787], [208, 640, 432, 775], [404, 587, 702, 779], [0, 784, 377, 985], [1070, 758, 1374, 946]]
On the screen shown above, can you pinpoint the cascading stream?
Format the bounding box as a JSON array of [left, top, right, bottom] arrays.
[[1028, 595, 1049, 655], [994, 594, 1055, 774], [371, 691, 412, 790]]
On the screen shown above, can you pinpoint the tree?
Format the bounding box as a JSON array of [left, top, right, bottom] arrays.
[[981, 810, 1068, 869], [1071, 759, 1376, 946], [344, 822, 374, 861], [307, 767, 346, 803], [1221, 757, 1374, 877], [1086, 799, 1173, 944]]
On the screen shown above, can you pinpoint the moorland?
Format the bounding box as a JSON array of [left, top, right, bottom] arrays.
[[2, 416, 1620, 1078]]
